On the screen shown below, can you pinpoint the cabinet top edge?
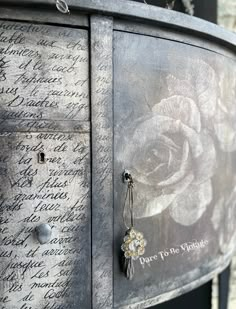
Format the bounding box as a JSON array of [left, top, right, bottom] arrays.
[[0, 0, 236, 50]]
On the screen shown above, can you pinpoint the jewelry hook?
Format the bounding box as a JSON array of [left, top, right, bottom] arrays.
[[56, 0, 70, 14]]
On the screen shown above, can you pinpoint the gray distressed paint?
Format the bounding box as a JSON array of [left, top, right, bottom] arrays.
[[113, 31, 236, 308], [0, 7, 89, 28], [0, 132, 91, 308], [0, 1, 235, 308], [0, 21, 91, 308], [0, 0, 235, 49], [90, 15, 113, 309], [113, 21, 236, 61]]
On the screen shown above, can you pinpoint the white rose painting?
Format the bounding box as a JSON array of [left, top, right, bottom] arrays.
[[116, 58, 235, 227], [214, 70, 236, 152], [113, 31, 236, 305]]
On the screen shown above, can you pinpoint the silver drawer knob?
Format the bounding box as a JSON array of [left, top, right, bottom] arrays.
[[35, 224, 52, 244]]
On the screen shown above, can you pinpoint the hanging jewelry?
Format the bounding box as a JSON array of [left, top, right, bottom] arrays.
[[121, 170, 147, 280]]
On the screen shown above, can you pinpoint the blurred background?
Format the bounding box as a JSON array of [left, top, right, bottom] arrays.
[[131, 0, 236, 32], [218, 0, 236, 32]]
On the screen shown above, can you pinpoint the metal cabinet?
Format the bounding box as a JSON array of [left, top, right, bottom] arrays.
[[0, 1, 235, 308]]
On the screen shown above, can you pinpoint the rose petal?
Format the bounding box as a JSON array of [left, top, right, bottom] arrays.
[[169, 180, 212, 226], [214, 122, 236, 152], [117, 114, 203, 189], [157, 134, 180, 152], [119, 115, 179, 163], [152, 95, 201, 133], [167, 173, 194, 195], [134, 173, 194, 219], [217, 97, 229, 115], [167, 75, 195, 99], [179, 122, 203, 157], [167, 60, 217, 121], [194, 131, 217, 184], [162, 173, 194, 198], [224, 188, 236, 238], [211, 197, 224, 231], [194, 60, 217, 120], [135, 193, 176, 218], [129, 115, 203, 159], [158, 140, 190, 186], [216, 186, 236, 253]]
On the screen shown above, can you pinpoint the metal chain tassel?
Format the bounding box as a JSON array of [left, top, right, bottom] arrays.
[[121, 172, 147, 280]]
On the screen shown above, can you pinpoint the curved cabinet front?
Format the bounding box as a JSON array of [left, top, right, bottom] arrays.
[[113, 30, 236, 308], [0, 1, 235, 308]]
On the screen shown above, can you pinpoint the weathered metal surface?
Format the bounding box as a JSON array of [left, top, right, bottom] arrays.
[[90, 15, 113, 309], [113, 31, 236, 308], [0, 21, 91, 309], [113, 21, 236, 60], [1, 0, 235, 50], [0, 7, 89, 28], [0, 132, 91, 309], [0, 1, 235, 309], [0, 21, 89, 126]]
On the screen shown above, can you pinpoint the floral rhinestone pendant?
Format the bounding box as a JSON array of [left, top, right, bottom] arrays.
[[121, 228, 147, 280]]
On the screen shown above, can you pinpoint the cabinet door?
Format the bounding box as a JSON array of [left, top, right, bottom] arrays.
[[113, 31, 236, 308], [0, 21, 91, 309]]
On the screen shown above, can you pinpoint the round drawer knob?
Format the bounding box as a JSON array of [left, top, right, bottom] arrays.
[[35, 224, 52, 244]]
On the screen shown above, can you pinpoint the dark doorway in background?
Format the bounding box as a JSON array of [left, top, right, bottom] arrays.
[[130, 0, 217, 23], [149, 281, 212, 309]]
